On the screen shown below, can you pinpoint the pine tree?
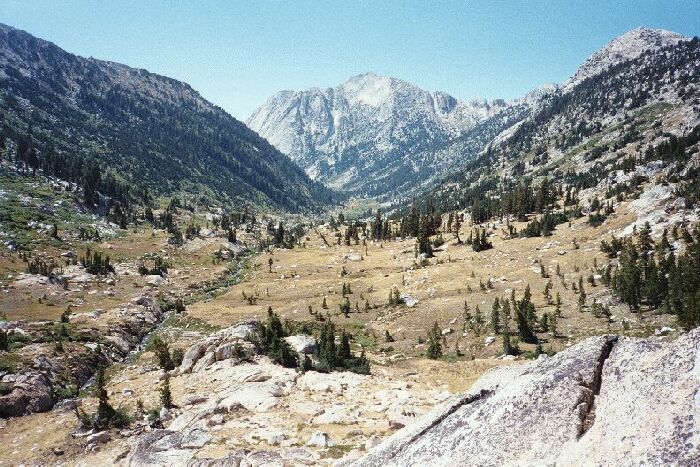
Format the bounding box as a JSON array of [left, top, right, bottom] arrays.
[[490, 298, 501, 334], [516, 287, 538, 344], [339, 331, 352, 360], [555, 292, 562, 316], [549, 312, 557, 337], [160, 373, 172, 409], [302, 354, 313, 372], [474, 305, 483, 329], [317, 320, 337, 370], [500, 299, 516, 355], [416, 212, 434, 257], [426, 322, 442, 359], [618, 240, 641, 312], [95, 366, 115, 428]]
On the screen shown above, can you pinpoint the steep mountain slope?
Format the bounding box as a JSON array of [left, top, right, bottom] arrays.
[[248, 73, 508, 196], [564, 27, 689, 90], [0, 23, 334, 212], [425, 30, 700, 220]]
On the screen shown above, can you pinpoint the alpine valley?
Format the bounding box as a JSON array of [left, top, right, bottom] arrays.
[[1, 20, 700, 467]]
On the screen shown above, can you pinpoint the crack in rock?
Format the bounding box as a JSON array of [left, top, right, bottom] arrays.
[[577, 336, 618, 439], [364, 388, 494, 465]]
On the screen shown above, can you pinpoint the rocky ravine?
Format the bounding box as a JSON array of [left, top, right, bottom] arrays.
[[347, 330, 700, 466], [0, 293, 162, 418]]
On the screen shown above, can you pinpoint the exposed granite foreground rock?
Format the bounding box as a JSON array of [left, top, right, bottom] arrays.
[[347, 330, 700, 466]]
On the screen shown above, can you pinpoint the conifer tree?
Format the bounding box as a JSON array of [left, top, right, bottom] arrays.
[[516, 287, 538, 344], [426, 322, 442, 359], [160, 373, 172, 409], [95, 366, 115, 428], [339, 331, 352, 360], [491, 298, 501, 334]]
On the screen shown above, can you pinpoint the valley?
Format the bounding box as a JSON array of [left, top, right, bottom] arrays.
[[0, 19, 699, 467]]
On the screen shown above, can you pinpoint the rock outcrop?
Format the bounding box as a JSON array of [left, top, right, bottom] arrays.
[[347, 330, 700, 466], [0, 294, 162, 418], [178, 320, 258, 374]]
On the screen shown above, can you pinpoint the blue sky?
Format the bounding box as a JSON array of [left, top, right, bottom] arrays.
[[1, 1, 698, 120]]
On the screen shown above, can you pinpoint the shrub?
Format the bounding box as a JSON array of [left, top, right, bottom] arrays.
[[171, 348, 184, 367], [55, 384, 78, 400], [0, 382, 12, 396], [147, 335, 174, 371]]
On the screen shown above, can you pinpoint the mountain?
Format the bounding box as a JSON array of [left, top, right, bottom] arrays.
[[0, 23, 334, 212], [249, 28, 695, 201], [425, 30, 700, 221], [247, 73, 509, 197], [564, 27, 690, 90]]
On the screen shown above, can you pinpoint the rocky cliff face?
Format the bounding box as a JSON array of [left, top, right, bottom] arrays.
[[347, 330, 700, 466], [247, 73, 508, 196]]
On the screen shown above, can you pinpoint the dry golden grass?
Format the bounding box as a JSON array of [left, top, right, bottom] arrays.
[[187, 200, 677, 359]]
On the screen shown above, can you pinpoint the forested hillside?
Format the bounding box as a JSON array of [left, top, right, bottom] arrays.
[[428, 36, 700, 212], [0, 23, 336, 213]]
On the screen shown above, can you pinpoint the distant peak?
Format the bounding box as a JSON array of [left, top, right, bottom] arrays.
[[564, 26, 689, 90], [617, 26, 685, 39], [350, 71, 380, 79], [344, 72, 392, 85]]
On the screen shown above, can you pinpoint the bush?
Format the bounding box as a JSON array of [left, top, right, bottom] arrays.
[[171, 348, 184, 367], [111, 407, 132, 428], [0, 382, 12, 396], [0, 330, 7, 351], [55, 384, 78, 400], [147, 336, 175, 371]]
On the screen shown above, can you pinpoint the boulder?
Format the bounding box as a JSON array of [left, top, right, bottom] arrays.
[[180, 321, 259, 374], [55, 398, 81, 411], [179, 341, 209, 374], [284, 334, 317, 354], [182, 394, 208, 406], [307, 431, 334, 448], [87, 431, 111, 445], [399, 294, 418, 307], [364, 435, 383, 450], [655, 326, 675, 336], [127, 430, 194, 467], [180, 428, 212, 449], [345, 253, 363, 262], [0, 373, 54, 417], [145, 275, 165, 287]]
